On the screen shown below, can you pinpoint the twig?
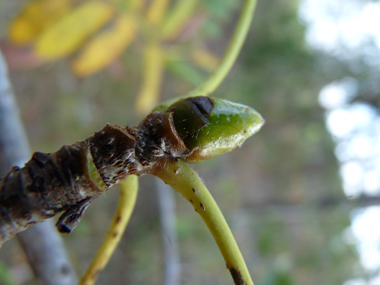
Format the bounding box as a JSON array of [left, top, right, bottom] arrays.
[[186, 0, 257, 97], [154, 159, 254, 285], [154, 0, 258, 111], [79, 175, 139, 285], [137, 2, 183, 282], [0, 50, 78, 284]]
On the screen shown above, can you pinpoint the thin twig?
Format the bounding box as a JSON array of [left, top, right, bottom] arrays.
[[154, 0, 258, 111], [186, 0, 257, 97], [79, 175, 139, 285], [154, 159, 254, 285], [137, 2, 183, 282]]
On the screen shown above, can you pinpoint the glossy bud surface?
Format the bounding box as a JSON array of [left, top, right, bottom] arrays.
[[167, 96, 264, 162]]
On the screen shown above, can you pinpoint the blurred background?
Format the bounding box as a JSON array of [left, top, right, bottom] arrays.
[[0, 0, 379, 284]]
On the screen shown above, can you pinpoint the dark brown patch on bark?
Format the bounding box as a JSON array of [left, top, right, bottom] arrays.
[[87, 124, 136, 181], [200, 203, 205, 211], [56, 196, 97, 233], [229, 267, 244, 285], [0, 142, 101, 244], [0, 96, 217, 246], [135, 112, 188, 159]]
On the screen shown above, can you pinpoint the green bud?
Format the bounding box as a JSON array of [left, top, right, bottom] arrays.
[[167, 96, 264, 163]]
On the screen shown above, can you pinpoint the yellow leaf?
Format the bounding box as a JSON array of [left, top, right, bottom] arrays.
[[8, 0, 73, 45], [191, 47, 219, 72], [35, 1, 114, 60], [146, 0, 170, 25], [71, 14, 138, 77], [161, 0, 198, 40], [135, 41, 164, 114], [9, 18, 38, 45]]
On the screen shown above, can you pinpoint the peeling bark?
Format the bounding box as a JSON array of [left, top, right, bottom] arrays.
[[0, 110, 190, 246]]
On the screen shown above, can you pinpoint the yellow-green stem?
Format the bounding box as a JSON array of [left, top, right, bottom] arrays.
[[153, 159, 253, 285], [186, 0, 257, 97], [78, 176, 139, 285], [154, 0, 257, 111]]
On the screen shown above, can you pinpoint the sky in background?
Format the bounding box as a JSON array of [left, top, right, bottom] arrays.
[[299, 0, 380, 284]]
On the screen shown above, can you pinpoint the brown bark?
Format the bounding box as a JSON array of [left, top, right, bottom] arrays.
[[0, 109, 192, 246]]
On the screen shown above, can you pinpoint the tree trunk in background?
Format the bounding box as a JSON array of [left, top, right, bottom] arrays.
[[156, 178, 181, 285], [0, 51, 78, 285]]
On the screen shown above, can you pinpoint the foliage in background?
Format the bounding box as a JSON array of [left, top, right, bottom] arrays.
[[0, 0, 365, 284], [6, 0, 242, 113]]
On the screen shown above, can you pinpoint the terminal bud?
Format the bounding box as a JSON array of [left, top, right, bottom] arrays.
[[167, 96, 264, 163]]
